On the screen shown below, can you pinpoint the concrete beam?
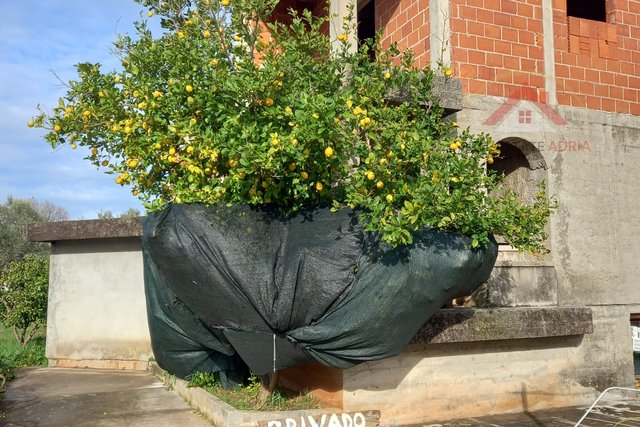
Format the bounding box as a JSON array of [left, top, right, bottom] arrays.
[[413, 306, 594, 344]]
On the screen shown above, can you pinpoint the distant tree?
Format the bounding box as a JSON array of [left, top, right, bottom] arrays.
[[0, 197, 68, 272], [31, 200, 68, 222], [0, 255, 49, 346], [97, 210, 115, 219], [119, 208, 141, 218], [97, 208, 140, 219]]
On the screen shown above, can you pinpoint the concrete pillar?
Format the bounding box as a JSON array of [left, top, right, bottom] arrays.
[[542, 0, 557, 104], [430, 0, 452, 69], [330, 0, 357, 54]]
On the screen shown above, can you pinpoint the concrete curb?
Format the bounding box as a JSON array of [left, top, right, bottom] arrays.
[[148, 363, 344, 427]]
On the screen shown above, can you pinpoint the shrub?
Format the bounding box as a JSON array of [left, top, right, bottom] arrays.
[[0, 255, 49, 346], [31, 0, 553, 251]]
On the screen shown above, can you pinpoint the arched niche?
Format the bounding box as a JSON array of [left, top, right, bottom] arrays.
[[453, 136, 558, 308], [488, 137, 547, 206]]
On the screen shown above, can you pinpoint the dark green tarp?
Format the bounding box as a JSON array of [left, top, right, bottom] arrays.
[[142, 204, 497, 379]]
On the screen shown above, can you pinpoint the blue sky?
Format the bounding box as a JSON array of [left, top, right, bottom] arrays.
[[0, 0, 156, 219]]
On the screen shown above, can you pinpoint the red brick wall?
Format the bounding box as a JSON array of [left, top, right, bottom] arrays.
[[554, 0, 640, 115], [378, 0, 430, 68], [449, 0, 546, 102]]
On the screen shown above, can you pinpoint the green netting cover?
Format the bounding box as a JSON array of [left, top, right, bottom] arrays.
[[142, 203, 497, 379]]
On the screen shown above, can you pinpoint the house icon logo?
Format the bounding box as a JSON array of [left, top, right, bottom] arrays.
[[483, 96, 567, 131]]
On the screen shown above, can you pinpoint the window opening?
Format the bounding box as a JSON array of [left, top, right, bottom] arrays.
[[566, 0, 607, 22], [357, 0, 376, 59]]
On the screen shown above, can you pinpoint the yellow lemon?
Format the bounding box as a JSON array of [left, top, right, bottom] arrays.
[[365, 171, 375, 181], [27, 121, 35, 128], [83, 110, 91, 117], [386, 194, 394, 202], [487, 156, 494, 165], [337, 33, 347, 42], [203, 30, 211, 38], [264, 97, 274, 106], [315, 182, 324, 191], [91, 147, 98, 156], [168, 147, 176, 156], [186, 146, 195, 154], [185, 85, 193, 93], [288, 163, 296, 171], [221, 0, 230, 6], [376, 181, 384, 189], [54, 124, 61, 132], [127, 159, 138, 168], [114, 75, 121, 83], [300, 171, 309, 180], [324, 147, 334, 158], [384, 72, 391, 79]]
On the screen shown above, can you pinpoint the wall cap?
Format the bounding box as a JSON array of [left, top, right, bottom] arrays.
[[28, 217, 143, 242]]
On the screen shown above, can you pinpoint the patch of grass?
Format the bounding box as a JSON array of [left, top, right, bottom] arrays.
[[0, 322, 47, 383], [187, 372, 321, 411]]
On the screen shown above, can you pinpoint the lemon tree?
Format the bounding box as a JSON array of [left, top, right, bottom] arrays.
[[32, 0, 553, 251]]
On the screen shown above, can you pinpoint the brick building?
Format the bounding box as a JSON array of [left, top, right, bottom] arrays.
[[31, 1, 640, 426], [271, 0, 640, 424]]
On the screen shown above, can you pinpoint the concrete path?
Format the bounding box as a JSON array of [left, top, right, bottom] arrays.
[[4, 367, 640, 426], [0, 367, 212, 426]]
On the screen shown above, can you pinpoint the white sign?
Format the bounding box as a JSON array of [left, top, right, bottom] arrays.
[[258, 411, 380, 427], [632, 326, 640, 352]]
